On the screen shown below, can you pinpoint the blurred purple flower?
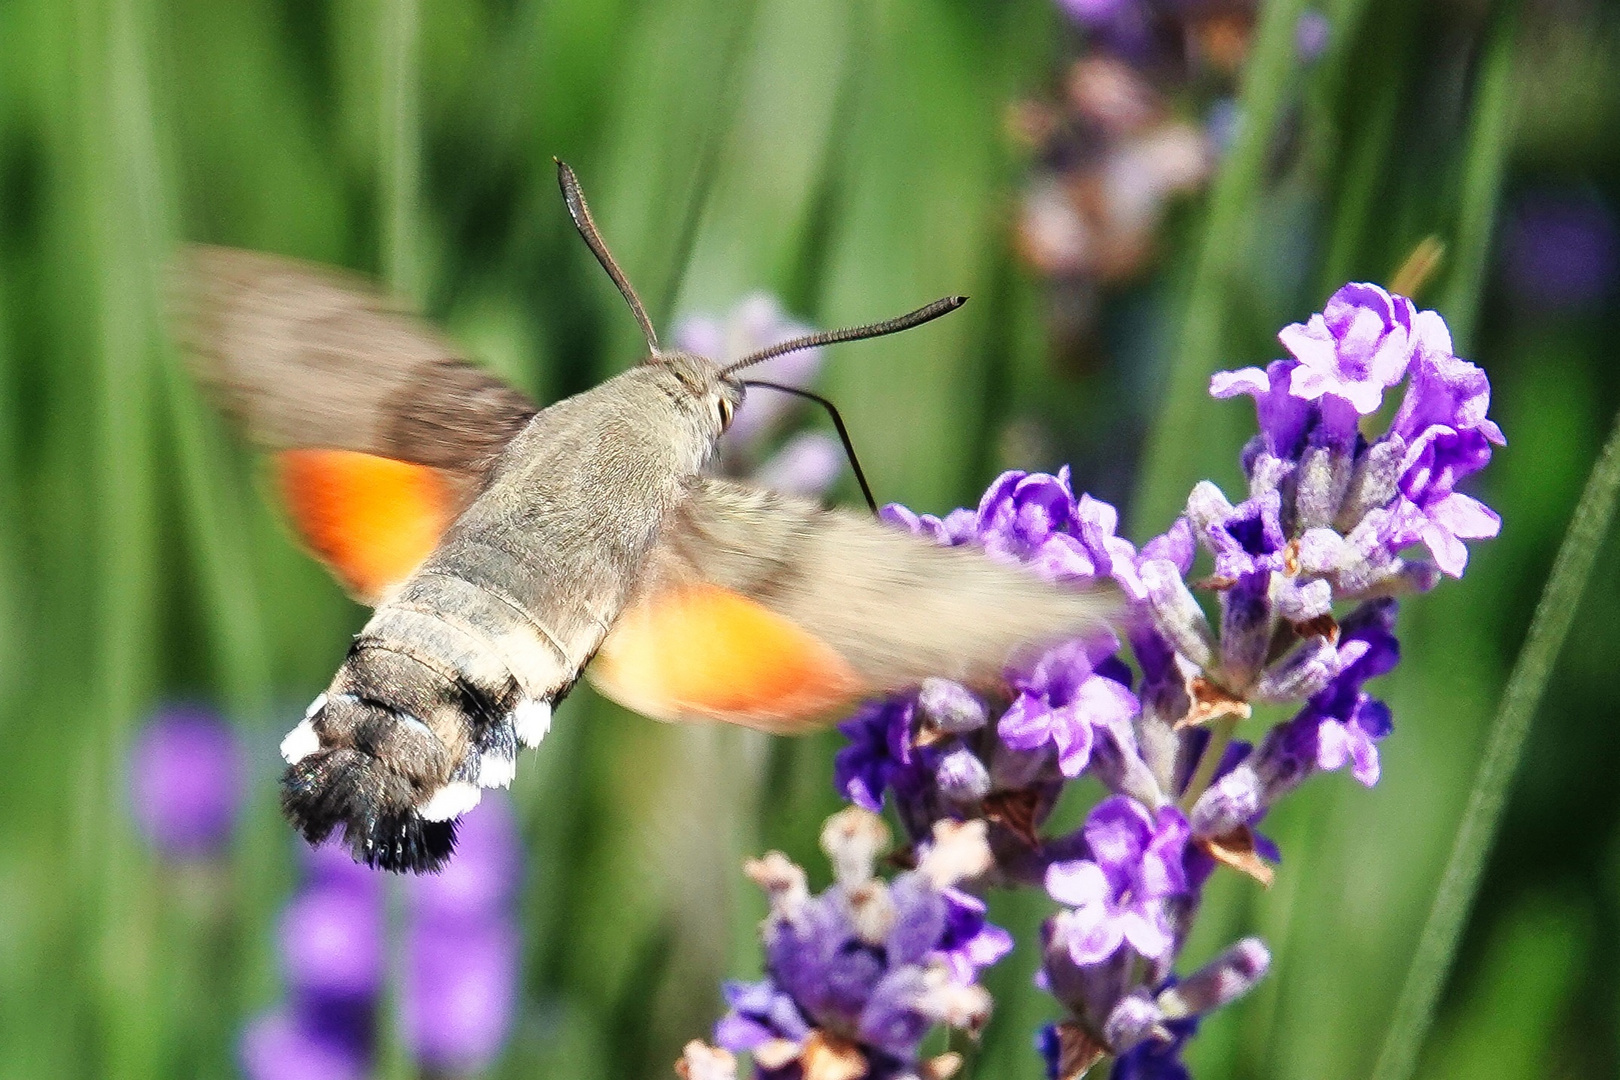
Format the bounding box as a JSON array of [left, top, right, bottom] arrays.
[[674, 294, 823, 459], [401, 918, 521, 1072], [1295, 10, 1330, 63], [252, 795, 525, 1078], [406, 794, 523, 925], [278, 881, 386, 1002], [127, 705, 245, 858], [752, 431, 845, 499], [399, 795, 524, 1071], [301, 835, 387, 894], [1501, 190, 1618, 311], [1057, 0, 1133, 26], [239, 1006, 370, 1080]]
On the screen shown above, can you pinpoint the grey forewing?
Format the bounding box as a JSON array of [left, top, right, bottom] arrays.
[[652, 477, 1121, 690], [176, 245, 536, 473]]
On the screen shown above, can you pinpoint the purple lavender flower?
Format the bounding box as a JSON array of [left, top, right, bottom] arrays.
[[834, 695, 916, 815], [239, 1005, 370, 1080], [1380, 313, 1506, 576], [1278, 283, 1416, 416], [127, 705, 245, 858], [401, 918, 521, 1072], [834, 687, 1071, 886], [1037, 939, 1270, 1076], [999, 636, 1140, 777], [794, 287, 1502, 1080], [277, 879, 386, 1002], [1110, 1015, 1195, 1080], [973, 469, 1144, 595], [1190, 600, 1400, 841], [715, 810, 1000, 1079], [1044, 798, 1189, 965], [1209, 359, 1316, 459], [1209, 285, 1504, 598], [1300, 600, 1400, 785]]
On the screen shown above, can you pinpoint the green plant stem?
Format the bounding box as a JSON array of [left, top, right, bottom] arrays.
[[1370, 403, 1620, 1080], [1131, 0, 1309, 533], [1178, 714, 1239, 813]]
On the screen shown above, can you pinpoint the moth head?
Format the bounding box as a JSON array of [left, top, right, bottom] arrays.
[[648, 350, 744, 438], [554, 157, 964, 481]]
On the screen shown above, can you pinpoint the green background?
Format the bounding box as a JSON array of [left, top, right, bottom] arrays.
[[0, 0, 1615, 1077]]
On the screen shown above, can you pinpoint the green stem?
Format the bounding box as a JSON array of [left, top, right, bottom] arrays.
[[1131, 0, 1309, 533], [1178, 714, 1239, 813], [1370, 403, 1620, 1080]]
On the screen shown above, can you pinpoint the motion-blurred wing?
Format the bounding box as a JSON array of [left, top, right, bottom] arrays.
[[173, 246, 539, 602], [587, 477, 1122, 732]]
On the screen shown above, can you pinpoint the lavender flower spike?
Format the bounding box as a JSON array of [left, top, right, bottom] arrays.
[[716, 809, 1003, 1080], [779, 281, 1508, 1080]]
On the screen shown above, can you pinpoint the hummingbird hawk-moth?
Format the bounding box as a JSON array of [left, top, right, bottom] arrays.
[[174, 162, 1118, 872]]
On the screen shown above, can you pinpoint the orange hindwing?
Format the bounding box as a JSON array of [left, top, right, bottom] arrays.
[[274, 449, 456, 604], [588, 583, 867, 734]]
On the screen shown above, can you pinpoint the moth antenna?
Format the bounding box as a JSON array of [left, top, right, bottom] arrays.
[[721, 295, 967, 376], [741, 380, 878, 513], [556, 159, 660, 355]]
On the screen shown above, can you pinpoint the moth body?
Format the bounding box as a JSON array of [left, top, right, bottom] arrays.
[[283, 356, 741, 870]]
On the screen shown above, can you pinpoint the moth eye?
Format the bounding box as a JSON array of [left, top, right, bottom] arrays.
[[716, 397, 734, 430]]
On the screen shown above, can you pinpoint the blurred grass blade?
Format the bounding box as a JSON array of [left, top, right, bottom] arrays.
[[377, 4, 423, 1080], [1437, 4, 1520, 351], [1132, 0, 1309, 531], [1371, 403, 1620, 1080], [381, 0, 422, 300]]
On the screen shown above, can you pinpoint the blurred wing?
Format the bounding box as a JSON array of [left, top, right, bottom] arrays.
[[172, 246, 539, 602], [587, 477, 1122, 732]]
